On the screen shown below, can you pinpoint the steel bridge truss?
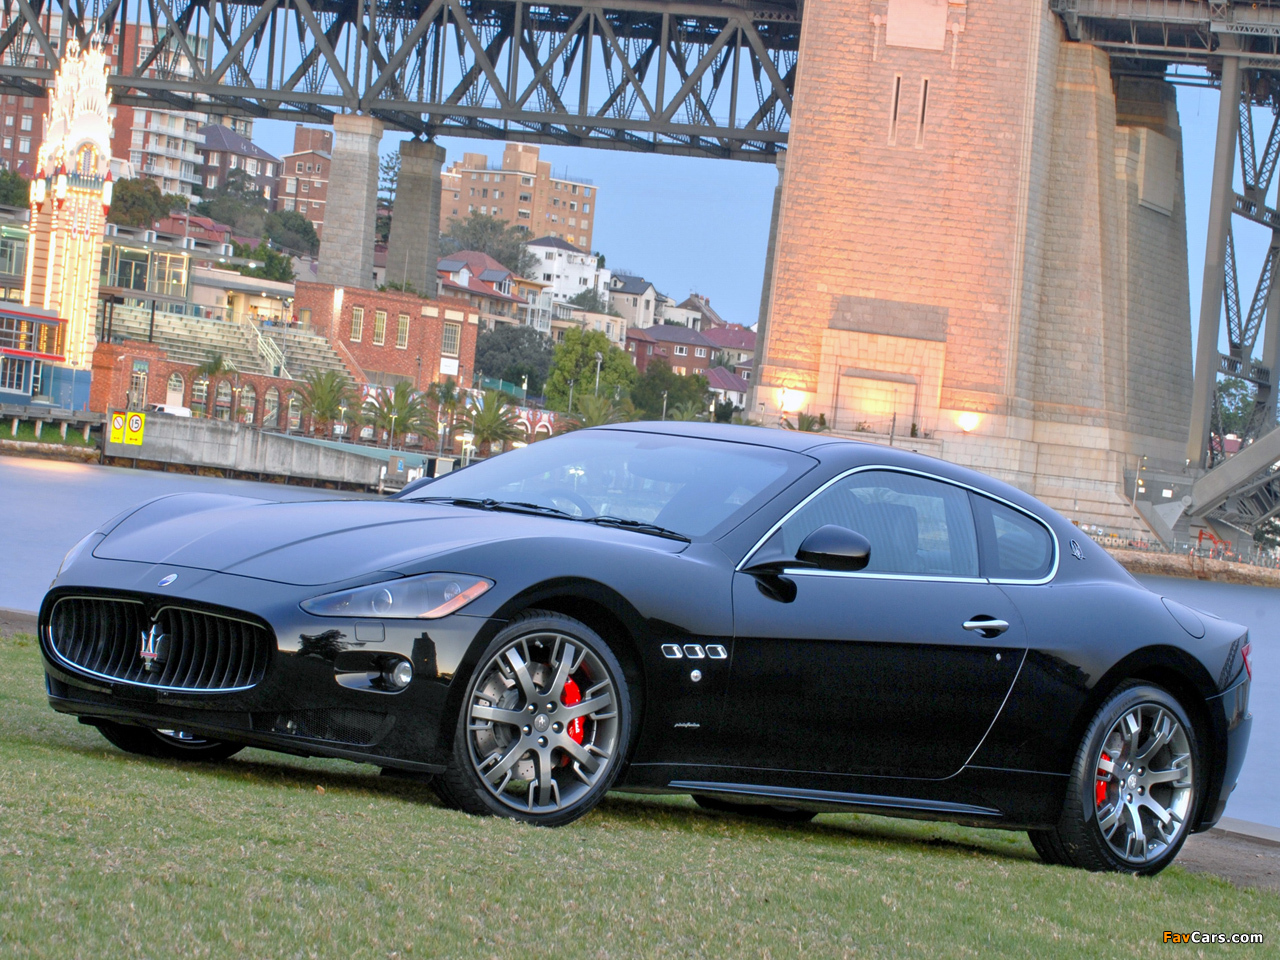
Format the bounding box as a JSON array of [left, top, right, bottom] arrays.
[[0, 0, 800, 160]]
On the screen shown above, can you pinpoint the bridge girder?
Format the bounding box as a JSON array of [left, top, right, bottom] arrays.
[[0, 0, 800, 160]]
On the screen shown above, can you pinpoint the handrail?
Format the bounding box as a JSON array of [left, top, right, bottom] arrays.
[[254, 326, 291, 379]]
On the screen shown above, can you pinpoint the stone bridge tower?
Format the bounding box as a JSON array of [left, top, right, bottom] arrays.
[[756, 0, 1193, 528]]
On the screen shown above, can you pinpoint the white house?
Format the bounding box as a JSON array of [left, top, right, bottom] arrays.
[[526, 235, 612, 306]]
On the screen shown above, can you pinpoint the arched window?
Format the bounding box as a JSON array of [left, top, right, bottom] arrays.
[[287, 394, 302, 431], [191, 375, 209, 416], [214, 381, 233, 420], [262, 387, 280, 427], [166, 372, 184, 407], [238, 382, 256, 424]]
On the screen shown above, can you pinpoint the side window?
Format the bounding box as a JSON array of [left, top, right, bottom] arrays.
[[781, 470, 978, 577], [972, 496, 1055, 581]]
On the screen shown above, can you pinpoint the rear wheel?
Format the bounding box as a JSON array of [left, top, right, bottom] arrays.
[[95, 720, 244, 762], [1032, 682, 1200, 874], [439, 611, 631, 826], [693, 794, 817, 824]]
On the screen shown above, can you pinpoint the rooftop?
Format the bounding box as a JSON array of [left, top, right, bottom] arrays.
[[706, 366, 750, 393], [527, 235, 586, 253], [611, 274, 654, 295], [701, 324, 757, 351], [627, 324, 716, 347], [199, 124, 282, 165]]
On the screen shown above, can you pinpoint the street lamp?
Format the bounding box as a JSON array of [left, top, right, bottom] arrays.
[[594, 351, 603, 395], [661, 389, 668, 421], [567, 378, 576, 414], [388, 412, 398, 449]]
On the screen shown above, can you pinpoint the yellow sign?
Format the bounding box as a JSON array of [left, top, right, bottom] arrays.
[[109, 412, 125, 445], [124, 412, 145, 446]]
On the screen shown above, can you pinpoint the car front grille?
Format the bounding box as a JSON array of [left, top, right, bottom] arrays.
[[48, 597, 272, 691]]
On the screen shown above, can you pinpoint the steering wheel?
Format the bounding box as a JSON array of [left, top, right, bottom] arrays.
[[546, 489, 595, 518]]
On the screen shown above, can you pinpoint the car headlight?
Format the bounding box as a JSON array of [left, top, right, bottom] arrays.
[[55, 532, 100, 580], [301, 573, 493, 619]]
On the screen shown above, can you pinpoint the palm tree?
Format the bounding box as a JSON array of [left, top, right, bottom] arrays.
[[363, 381, 430, 448], [194, 353, 234, 379], [465, 390, 521, 454], [430, 377, 462, 453], [297, 369, 353, 436], [668, 400, 706, 422], [564, 394, 632, 431], [782, 411, 828, 433], [193, 353, 236, 420]]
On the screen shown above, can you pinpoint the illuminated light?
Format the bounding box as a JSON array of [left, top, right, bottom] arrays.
[[777, 388, 807, 414], [31, 179, 46, 206], [333, 286, 345, 319], [54, 174, 68, 202], [957, 411, 982, 433]]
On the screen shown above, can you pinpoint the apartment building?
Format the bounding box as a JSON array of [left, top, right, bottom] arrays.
[[277, 126, 332, 238], [0, 93, 43, 175], [625, 325, 717, 377], [609, 274, 658, 328], [198, 124, 281, 201], [441, 143, 598, 251], [526, 236, 611, 306]]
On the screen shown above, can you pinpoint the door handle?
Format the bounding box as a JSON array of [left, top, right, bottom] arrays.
[[963, 618, 1010, 637]]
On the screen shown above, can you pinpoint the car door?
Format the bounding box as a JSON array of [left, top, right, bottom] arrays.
[[721, 468, 1027, 782]]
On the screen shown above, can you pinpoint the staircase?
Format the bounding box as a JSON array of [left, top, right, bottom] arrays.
[[260, 327, 356, 385], [104, 306, 271, 376]]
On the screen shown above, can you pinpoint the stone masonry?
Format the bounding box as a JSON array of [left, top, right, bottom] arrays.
[[385, 140, 447, 295], [756, 0, 1193, 530], [317, 114, 384, 289]]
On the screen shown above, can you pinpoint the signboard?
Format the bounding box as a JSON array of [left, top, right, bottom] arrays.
[[440, 357, 459, 376], [109, 412, 126, 444], [123, 411, 145, 445]]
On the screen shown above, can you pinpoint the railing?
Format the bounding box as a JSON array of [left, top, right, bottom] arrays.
[[255, 329, 291, 380]]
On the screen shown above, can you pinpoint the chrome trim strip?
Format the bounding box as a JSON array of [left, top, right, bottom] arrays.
[[46, 595, 265, 695], [668, 780, 1002, 817], [736, 464, 1060, 586]]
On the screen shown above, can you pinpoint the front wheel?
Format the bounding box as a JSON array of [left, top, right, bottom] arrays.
[[438, 611, 632, 826], [95, 720, 244, 762], [1033, 682, 1201, 874]]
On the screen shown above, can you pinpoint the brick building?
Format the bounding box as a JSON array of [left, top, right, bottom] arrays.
[[278, 126, 333, 238], [294, 281, 479, 391], [701, 324, 757, 367], [198, 124, 281, 202], [626, 325, 716, 377], [0, 93, 43, 175], [441, 143, 598, 251]]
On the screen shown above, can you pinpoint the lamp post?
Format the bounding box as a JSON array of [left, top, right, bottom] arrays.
[[594, 351, 603, 395], [388, 412, 398, 449], [415, 355, 422, 391], [567, 378, 576, 414], [661, 389, 668, 421]]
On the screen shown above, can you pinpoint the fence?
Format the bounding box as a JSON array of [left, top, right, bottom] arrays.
[[1093, 532, 1280, 570]]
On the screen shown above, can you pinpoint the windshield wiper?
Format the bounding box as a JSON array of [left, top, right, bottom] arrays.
[[407, 497, 576, 519], [581, 515, 691, 542]]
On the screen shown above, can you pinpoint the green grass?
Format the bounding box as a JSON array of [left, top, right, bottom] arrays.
[[3, 421, 96, 447], [1, 630, 1274, 960]]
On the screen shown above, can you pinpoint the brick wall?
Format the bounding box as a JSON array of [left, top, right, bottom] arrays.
[[294, 281, 479, 389]]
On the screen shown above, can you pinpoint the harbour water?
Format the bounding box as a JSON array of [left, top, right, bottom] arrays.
[[0, 456, 1274, 827]]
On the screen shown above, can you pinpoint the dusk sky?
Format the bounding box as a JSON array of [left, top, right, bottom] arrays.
[[250, 78, 1244, 358]]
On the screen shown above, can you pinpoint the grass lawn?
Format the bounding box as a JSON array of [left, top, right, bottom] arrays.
[[1, 630, 1274, 960], [3, 421, 96, 448]]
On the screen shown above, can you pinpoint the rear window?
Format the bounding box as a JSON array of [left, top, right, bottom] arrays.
[[972, 495, 1055, 580]]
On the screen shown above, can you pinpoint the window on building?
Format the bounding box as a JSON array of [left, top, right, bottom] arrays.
[[206, 174, 218, 189], [246, 158, 258, 176], [373, 309, 387, 346], [674, 345, 688, 356], [266, 164, 275, 177], [239, 382, 256, 424], [0, 356, 27, 392], [582, 220, 589, 231], [2, 115, 11, 127], [396, 314, 410, 349], [191, 375, 209, 415], [305, 163, 313, 172], [288, 394, 302, 431], [584, 187, 591, 197], [442, 322, 461, 357], [350, 306, 364, 342], [298, 202, 307, 214], [519, 192, 531, 202], [262, 387, 279, 427], [229, 155, 238, 169], [312, 180, 321, 191], [2, 138, 10, 150], [18, 138, 29, 154], [301, 180, 310, 193], [208, 151, 219, 165], [296, 160, 304, 172], [522, 176, 533, 186], [20, 115, 31, 131], [695, 348, 707, 358], [646, 345, 653, 355], [315, 164, 323, 176], [518, 210, 530, 219], [284, 198, 295, 211], [583, 203, 590, 213]]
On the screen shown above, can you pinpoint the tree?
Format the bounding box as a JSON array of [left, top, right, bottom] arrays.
[[465, 390, 521, 452], [429, 377, 463, 451], [475, 324, 555, 395], [194, 353, 234, 379], [713, 398, 736, 423], [630, 360, 709, 421], [440, 213, 538, 277], [218, 166, 266, 205], [379, 153, 400, 205], [232, 240, 294, 283], [297, 369, 355, 435], [0, 169, 28, 207], [1216, 377, 1256, 437], [264, 210, 319, 256], [108, 178, 170, 227], [196, 194, 267, 238], [566, 287, 618, 316], [363, 381, 430, 446], [563, 394, 633, 431], [668, 400, 707, 421], [543, 328, 636, 412], [783, 411, 828, 433]]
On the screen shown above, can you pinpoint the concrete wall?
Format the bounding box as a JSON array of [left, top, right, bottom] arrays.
[[103, 415, 384, 488], [317, 114, 383, 289], [385, 140, 446, 295]]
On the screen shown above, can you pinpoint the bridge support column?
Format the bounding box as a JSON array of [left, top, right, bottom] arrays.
[[317, 114, 384, 290], [748, 151, 786, 418], [384, 140, 446, 296], [1188, 55, 1242, 468]]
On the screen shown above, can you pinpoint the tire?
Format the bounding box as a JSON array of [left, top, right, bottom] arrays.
[[693, 794, 817, 824], [439, 611, 632, 826], [95, 719, 245, 762], [1037, 681, 1201, 875]]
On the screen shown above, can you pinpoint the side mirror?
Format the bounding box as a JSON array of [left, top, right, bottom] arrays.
[[796, 525, 871, 572]]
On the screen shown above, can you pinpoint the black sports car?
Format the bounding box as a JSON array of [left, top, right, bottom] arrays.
[[39, 423, 1252, 874]]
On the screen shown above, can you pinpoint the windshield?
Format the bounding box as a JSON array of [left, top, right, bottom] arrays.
[[413, 430, 813, 539]]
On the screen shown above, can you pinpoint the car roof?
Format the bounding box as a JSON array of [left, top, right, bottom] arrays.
[[593, 421, 833, 453]]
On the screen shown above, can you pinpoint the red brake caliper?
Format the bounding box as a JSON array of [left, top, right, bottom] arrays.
[[561, 677, 584, 766], [1095, 752, 1112, 807]]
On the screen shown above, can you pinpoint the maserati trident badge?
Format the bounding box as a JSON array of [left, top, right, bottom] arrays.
[[140, 623, 167, 671]]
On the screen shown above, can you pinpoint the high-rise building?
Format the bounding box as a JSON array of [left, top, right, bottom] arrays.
[[440, 144, 598, 252], [277, 125, 333, 238]]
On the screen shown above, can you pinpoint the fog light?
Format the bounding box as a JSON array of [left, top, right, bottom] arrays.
[[386, 660, 414, 690]]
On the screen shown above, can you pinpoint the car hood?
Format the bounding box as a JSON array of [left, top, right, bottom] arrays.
[[91, 494, 612, 586]]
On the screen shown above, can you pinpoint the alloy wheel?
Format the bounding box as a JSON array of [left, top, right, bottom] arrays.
[[465, 631, 620, 815], [1092, 703, 1194, 865]]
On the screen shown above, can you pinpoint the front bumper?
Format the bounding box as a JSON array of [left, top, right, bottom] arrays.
[[39, 559, 501, 772]]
